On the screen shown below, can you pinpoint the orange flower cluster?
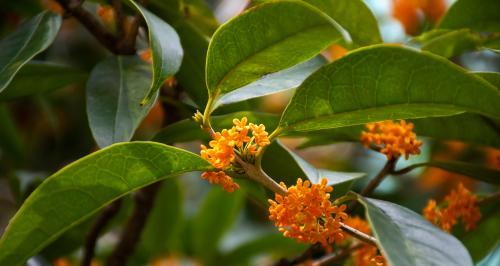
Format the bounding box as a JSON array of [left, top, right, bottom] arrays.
[[97, 5, 116, 25], [392, 0, 447, 35], [139, 49, 153, 64], [268, 178, 348, 249], [423, 183, 481, 232], [360, 120, 422, 160], [200, 117, 270, 192], [344, 217, 386, 266]]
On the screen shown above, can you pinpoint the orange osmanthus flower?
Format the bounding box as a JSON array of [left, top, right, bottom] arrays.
[[268, 178, 348, 249], [392, 0, 447, 35], [344, 217, 386, 266], [200, 117, 270, 192], [360, 120, 422, 160], [139, 49, 153, 64], [97, 5, 116, 25], [423, 183, 481, 232]]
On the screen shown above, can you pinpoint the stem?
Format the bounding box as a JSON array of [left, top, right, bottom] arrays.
[[390, 163, 426, 175], [106, 183, 162, 266], [312, 243, 364, 266], [477, 191, 500, 206], [82, 199, 123, 266], [234, 156, 286, 195], [360, 158, 397, 196], [340, 222, 377, 246]]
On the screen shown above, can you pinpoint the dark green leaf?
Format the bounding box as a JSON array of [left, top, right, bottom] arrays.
[[128, 1, 183, 105], [0, 142, 212, 266], [358, 195, 473, 266], [439, 0, 500, 32], [302, 0, 382, 46], [414, 29, 482, 58], [214, 56, 327, 108], [192, 187, 244, 264], [263, 140, 365, 198], [0, 104, 24, 161], [182, 0, 219, 36], [0, 11, 61, 92], [461, 211, 500, 262], [153, 111, 280, 144], [278, 46, 500, 135], [0, 61, 87, 101], [86, 56, 156, 148], [478, 245, 500, 266], [206, 0, 346, 100]]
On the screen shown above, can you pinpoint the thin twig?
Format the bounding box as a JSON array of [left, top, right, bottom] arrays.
[[360, 158, 398, 196], [82, 199, 123, 266], [340, 223, 377, 246], [312, 243, 364, 266], [106, 182, 162, 266]]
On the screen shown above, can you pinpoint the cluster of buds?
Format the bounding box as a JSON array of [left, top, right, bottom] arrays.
[[197, 116, 270, 192], [344, 217, 386, 266], [423, 183, 481, 232], [268, 178, 348, 250], [360, 120, 422, 160]]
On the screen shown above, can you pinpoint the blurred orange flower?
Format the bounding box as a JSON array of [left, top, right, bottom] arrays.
[[392, 0, 447, 35], [423, 183, 481, 232], [97, 5, 116, 25], [360, 120, 422, 160], [344, 217, 386, 266], [268, 178, 347, 250], [326, 44, 348, 61]]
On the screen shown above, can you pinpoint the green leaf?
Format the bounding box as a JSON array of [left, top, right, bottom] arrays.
[[476, 71, 500, 88], [278, 46, 500, 135], [0, 61, 87, 101], [0, 142, 212, 266], [128, 1, 183, 105], [214, 56, 327, 108], [478, 245, 500, 266], [182, 0, 219, 36], [438, 0, 500, 32], [153, 111, 280, 144], [221, 233, 306, 266], [134, 179, 184, 262], [86, 56, 157, 148], [301, 0, 382, 46], [263, 140, 365, 198], [414, 29, 483, 58], [358, 195, 473, 266], [206, 0, 345, 100], [192, 187, 244, 264], [0, 104, 24, 161], [401, 161, 500, 185], [0, 11, 61, 92], [461, 211, 500, 262]]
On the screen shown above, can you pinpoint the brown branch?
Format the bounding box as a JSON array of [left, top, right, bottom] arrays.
[[360, 158, 398, 196], [340, 223, 377, 246], [106, 182, 162, 266], [82, 199, 123, 266], [273, 244, 324, 266]]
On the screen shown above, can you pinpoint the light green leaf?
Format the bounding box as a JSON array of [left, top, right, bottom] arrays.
[[0, 61, 87, 101], [278, 46, 500, 135], [358, 195, 473, 266], [192, 187, 244, 264], [0, 11, 61, 92], [128, 1, 183, 105], [153, 111, 280, 144], [263, 140, 365, 197], [0, 142, 212, 266], [214, 56, 327, 108], [414, 29, 482, 58], [438, 0, 500, 32], [206, 0, 346, 100], [86, 56, 156, 148], [302, 0, 382, 46]]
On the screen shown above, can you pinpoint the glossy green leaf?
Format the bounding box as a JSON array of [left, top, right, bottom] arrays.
[[0, 61, 87, 101], [414, 29, 482, 58], [206, 0, 345, 100], [128, 1, 183, 105], [302, 0, 382, 46], [439, 0, 500, 32], [214, 56, 327, 108], [0, 11, 61, 92], [0, 142, 212, 266], [278, 46, 500, 135], [153, 111, 280, 144], [263, 140, 365, 197], [192, 187, 244, 264], [401, 161, 500, 185], [358, 195, 473, 266], [182, 0, 219, 36], [86, 56, 156, 148], [476, 71, 500, 88]]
